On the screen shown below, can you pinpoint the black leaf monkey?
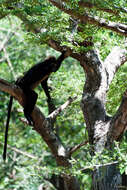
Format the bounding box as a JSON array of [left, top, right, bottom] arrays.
[[3, 51, 69, 160]]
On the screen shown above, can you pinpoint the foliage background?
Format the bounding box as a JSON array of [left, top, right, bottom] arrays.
[[0, 1, 127, 189]]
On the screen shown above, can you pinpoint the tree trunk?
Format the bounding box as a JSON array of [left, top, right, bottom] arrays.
[[122, 173, 127, 190], [80, 47, 127, 190], [49, 174, 80, 190], [92, 164, 121, 190]]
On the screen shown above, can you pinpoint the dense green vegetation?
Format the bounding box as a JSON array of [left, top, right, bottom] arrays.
[[0, 16, 86, 189], [0, 1, 127, 189]]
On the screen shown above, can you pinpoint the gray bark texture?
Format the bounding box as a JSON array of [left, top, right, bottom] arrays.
[[92, 164, 121, 190], [80, 47, 127, 190]]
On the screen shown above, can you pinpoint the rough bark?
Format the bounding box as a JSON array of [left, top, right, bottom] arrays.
[[80, 47, 127, 190], [122, 173, 127, 189], [92, 163, 121, 190], [0, 79, 80, 190]]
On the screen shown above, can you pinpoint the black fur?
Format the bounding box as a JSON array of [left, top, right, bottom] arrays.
[[16, 52, 66, 125], [3, 51, 67, 160]]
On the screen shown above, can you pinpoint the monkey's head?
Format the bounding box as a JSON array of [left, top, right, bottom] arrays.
[[45, 56, 56, 62], [45, 56, 58, 72]]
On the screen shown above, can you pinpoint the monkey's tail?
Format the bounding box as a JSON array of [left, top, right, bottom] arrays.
[[3, 96, 13, 161]]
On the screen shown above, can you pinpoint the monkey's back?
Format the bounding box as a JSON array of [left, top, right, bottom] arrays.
[[16, 60, 53, 89]]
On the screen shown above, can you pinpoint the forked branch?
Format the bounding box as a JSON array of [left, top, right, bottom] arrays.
[[0, 78, 70, 166], [49, 0, 127, 36]]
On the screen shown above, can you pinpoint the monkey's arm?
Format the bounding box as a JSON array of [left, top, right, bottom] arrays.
[[41, 51, 67, 96], [54, 51, 68, 72]]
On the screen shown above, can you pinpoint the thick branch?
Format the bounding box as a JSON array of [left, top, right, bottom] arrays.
[[0, 79, 81, 189], [80, 50, 110, 147], [104, 47, 127, 86], [48, 39, 81, 61], [49, 0, 127, 36], [0, 78, 69, 166], [78, 1, 127, 15], [62, 0, 118, 15], [0, 78, 20, 98], [81, 47, 127, 150], [110, 89, 127, 141], [69, 140, 88, 156], [78, 1, 118, 15]]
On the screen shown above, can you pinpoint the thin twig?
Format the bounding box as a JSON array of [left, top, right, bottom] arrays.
[[0, 142, 37, 159], [47, 96, 77, 120], [19, 117, 29, 125], [0, 58, 6, 62], [3, 47, 17, 80], [81, 161, 118, 172], [69, 141, 88, 156], [0, 31, 14, 52]]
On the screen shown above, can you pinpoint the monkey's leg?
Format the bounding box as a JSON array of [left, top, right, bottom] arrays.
[[41, 80, 56, 114], [41, 79, 51, 100], [23, 89, 38, 125]]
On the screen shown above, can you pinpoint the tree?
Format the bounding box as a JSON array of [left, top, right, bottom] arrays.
[[0, 0, 127, 189]]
